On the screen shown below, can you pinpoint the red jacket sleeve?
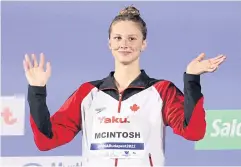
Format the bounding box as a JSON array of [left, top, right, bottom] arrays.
[[28, 82, 94, 151], [154, 73, 206, 141]]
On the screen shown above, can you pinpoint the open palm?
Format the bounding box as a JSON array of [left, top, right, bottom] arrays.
[[23, 53, 51, 86], [186, 53, 226, 75]]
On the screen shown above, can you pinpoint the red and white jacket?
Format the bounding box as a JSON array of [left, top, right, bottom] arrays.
[[28, 70, 206, 167]]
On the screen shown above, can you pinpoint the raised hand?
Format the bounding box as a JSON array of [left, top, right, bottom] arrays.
[[186, 53, 226, 75], [23, 53, 51, 87]]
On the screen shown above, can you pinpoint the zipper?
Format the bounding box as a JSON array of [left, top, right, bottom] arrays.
[[149, 153, 153, 167], [115, 92, 123, 167], [117, 93, 122, 113], [114, 158, 118, 167]]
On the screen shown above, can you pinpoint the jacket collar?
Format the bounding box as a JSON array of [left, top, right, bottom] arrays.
[[99, 70, 150, 90]]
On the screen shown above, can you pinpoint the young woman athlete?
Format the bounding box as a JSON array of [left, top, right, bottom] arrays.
[[23, 5, 226, 167]]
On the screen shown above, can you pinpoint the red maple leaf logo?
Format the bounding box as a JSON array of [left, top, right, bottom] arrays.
[[130, 104, 139, 112]]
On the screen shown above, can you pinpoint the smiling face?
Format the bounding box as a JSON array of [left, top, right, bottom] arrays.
[[109, 20, 147, 65]]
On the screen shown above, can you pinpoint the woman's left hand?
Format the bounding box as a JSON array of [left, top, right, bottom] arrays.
[[186, 53, 226, 75]]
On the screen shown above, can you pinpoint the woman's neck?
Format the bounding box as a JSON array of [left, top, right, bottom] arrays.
[[114, 60, 141, 92]]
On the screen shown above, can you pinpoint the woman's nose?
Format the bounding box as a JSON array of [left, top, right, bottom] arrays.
[[119, 39, 128, 48]]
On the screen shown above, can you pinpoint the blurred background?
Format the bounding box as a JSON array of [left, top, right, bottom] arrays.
[[1, 1, 241, 166]]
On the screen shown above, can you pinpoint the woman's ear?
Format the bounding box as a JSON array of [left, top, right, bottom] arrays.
[[141, 40, 147, 52]]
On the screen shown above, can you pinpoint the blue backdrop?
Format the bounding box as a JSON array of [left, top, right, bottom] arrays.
[[1, 1, 241, 166]]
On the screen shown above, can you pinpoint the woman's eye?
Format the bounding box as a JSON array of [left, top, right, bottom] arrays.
[[114, 37, 121, 40]]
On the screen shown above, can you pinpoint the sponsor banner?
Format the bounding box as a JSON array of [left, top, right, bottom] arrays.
[[195, 110, 241, 150], [1, 96, 25, 136], [1, 156, 82, 167]]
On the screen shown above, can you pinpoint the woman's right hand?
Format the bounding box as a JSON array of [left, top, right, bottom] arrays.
[[23, 53, 51, 87]]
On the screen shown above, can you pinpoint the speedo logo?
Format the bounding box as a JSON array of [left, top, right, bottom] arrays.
[[98, 116, 130, 123]]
